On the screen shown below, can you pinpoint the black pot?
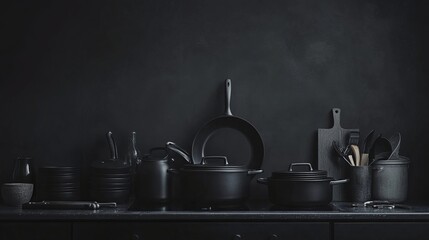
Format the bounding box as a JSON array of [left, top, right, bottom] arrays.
[[135, 147, 170, 203], [168, 156, 262, 205], [258, 163, 348, 207]]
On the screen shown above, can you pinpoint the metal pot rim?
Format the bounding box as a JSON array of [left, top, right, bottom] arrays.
[[267, 177, 334, 182]]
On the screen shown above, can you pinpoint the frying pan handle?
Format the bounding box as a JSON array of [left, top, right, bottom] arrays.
[[201, 156, 228, 165], [289, 163, 313, 172], [332, 108, 341, 128], [225, 79, 232, 116]]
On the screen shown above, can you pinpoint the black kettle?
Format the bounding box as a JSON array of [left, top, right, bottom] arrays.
[[135, 147, 170, 203]]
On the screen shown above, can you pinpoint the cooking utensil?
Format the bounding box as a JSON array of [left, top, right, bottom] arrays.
[[361, 130, 375, 153], [388, 132, 401, 160], [257, 163, 348, 207], [23, 201, 117, 210], [351, 145, 361, 166], [192, 79, 264, 170], [368, 134, 382, 165], [168, 156, 262, 205], [332, 141, 352, 166], [344, 131, 360, 154], [107, 131, 117, 159], [360, 130, 375, 166], [318, 108, 359, 201], [135, 147, 170, 203], [348, 155, 355, 166]]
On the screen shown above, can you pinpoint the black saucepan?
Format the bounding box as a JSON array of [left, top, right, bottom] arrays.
[[168, 156, 262, 205], [258, 163, 348, 207], [191, 79, 264, 170]]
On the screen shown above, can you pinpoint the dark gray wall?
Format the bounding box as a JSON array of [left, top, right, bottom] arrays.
[[1, 0, 428, 201]]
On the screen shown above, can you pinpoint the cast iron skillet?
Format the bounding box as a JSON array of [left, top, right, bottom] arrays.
[[191, 79, 264, 170]]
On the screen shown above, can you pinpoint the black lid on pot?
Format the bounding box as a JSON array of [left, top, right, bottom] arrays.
[[271, 163, 328, 179], [182, 156, 249, 172], [372, 155, 410, 165], [142, 147, 169, 161]]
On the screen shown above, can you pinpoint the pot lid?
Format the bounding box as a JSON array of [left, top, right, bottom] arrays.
[[143, 147, 169, 161], [182, 156, 248, 171], [372, 155, 410, 165], [271, 163, 327, 179]]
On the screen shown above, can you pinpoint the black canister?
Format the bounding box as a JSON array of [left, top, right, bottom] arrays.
[[135, 148, 170, 203], [347, 166, 371, 202], [372, 157, 410, 203]]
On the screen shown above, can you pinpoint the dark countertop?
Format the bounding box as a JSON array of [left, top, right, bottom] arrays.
[[2, 202, 429, 221]]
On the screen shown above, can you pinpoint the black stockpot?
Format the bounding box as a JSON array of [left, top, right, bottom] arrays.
[[168, 156, 262, 205], [258, 163, 348, 207]]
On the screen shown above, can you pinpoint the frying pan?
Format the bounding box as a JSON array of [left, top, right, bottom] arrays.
[[191, 79, 264, 169]]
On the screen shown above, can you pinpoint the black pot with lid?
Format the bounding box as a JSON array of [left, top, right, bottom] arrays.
[[165, 142, 263, 205], [258, 163, 348, 207]]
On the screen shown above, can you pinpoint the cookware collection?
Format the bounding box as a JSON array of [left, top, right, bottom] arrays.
[[1, 79, 411, 208]]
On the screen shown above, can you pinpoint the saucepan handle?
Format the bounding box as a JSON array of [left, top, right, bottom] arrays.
[[247, 169, 263, 175], [330, 179, 349, 185]]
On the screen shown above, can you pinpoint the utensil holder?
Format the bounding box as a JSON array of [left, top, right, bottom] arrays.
[[346, 166, 371, 202]]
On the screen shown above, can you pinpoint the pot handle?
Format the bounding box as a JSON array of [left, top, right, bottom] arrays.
[[289, 163, 313, 172], [167, 168, 179, 174], [165, 142, 192, 164], [201, 156, 228, 166], [257, 177, 269, 185], [330, 179, 349, 185], [248, 169, 263, 175]]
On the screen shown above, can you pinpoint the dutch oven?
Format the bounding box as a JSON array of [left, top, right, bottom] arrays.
[[257, 163, 348, 207], [166, 147, 262, 205]]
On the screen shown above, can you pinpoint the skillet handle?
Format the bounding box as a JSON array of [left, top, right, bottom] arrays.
[[225, 79, 232, 116], [330, 179, 349, 185], [257, 177, 268, 185]]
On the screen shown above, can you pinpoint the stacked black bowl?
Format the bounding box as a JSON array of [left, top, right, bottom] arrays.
[[90, 165, 131, 203], [38, 167, 81, 201]]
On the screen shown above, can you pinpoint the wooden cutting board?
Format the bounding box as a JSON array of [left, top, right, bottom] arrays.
[[318, 108, 359, 201]]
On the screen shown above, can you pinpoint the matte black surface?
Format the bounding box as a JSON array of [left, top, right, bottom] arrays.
[[334, 222, 429, 240], [0, 222, 71, 240], [74, 222, 329, 240], [1, 203, 429, 221], [0, 0, 429, 202]]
